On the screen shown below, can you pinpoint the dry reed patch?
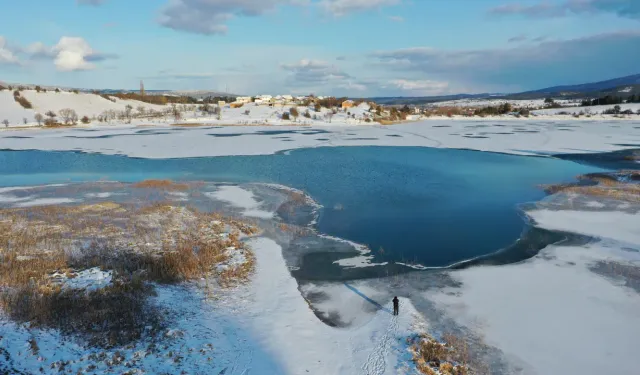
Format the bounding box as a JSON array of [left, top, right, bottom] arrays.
[[377, 119, 404, 125], [0, 201, 258, 346], [409, 334, 470, 375], [541, 172, 640, 202], [132, 179, 190, 191]]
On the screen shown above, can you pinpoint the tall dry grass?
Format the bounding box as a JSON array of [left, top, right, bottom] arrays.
[[0, 200, 258, 346], [409, 333, 470, 375], [541, 172, 640, 202]]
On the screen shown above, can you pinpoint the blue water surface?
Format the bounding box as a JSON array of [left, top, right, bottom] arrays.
[[0, 147, 602, 267]]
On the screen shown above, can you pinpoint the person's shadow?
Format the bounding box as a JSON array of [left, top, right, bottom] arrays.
[[343, 282, 393, 315]]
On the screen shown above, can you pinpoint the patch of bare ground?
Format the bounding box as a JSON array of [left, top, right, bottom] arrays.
[[408, 333, 474, 375], [591, 260, 640, 293], [541, 170, 640, 202], [0, 200, 258, 347]]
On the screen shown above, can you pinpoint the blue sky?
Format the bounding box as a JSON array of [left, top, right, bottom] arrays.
[[1, 0, 639, 96]]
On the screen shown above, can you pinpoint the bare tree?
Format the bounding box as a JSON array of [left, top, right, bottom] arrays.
[[136, 106, 146, 117], [2, 120, 8, 128], [23, 118, 28, 125], [124, 104, 133, 122], [213, 106, 222, 120], [200, 103, 212, 114], [171, 104, 182, 121], [106, 110, 117, 122], [59, 108, 78, 125], [34, 113, 44, 126], [325, 112, 334, 123], [289, 107, 299, 122]]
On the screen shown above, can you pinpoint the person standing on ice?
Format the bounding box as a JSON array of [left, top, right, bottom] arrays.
[[392, 296, 399, 316]]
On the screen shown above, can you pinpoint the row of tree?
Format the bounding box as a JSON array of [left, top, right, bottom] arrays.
[[581, 94, 640, 106]]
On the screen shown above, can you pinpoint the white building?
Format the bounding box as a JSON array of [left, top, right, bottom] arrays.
[[255, 95, 273, 105], [235, 96, 252, 104]]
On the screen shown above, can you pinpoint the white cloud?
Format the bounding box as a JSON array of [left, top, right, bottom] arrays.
[[388, 15, 404, 22], [319, 0, 401, 16], [14, 37, 118, 72], [53, 37, 99, 71], [0, 36, 20, 65]]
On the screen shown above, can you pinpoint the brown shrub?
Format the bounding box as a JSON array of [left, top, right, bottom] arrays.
[[410, 334, 470, 375], [1, 280, 160, 347], [132, 179, 190, 191], [14, 95, 33, 109], [541, 174, 640, 202]]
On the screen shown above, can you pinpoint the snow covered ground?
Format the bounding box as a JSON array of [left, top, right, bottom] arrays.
[[533, 102, 640, 116], [0, 118, 638, 158], [427, 193, 640, 375], [0, 90, 375, 127], [206, 185, 274, 219], [0, 90, 169, 126], [428, 98, 581, 108]]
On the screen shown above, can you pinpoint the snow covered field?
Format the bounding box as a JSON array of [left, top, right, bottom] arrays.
[[533, 102, 640, 116], [0, 90, 168, 126], [0, 118, 639, 158], [428, 98, 581, 108]]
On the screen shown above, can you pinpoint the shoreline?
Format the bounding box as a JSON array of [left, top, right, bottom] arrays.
[[2, 112, 640, 133]]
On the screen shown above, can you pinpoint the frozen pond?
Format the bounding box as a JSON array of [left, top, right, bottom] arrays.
[[0, 146, 602, 271]]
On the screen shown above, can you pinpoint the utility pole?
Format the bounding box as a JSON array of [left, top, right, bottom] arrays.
[[140, 80, 145, 96]]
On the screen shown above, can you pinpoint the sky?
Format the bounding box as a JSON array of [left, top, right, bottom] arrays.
[[1, 0, 639, 97]]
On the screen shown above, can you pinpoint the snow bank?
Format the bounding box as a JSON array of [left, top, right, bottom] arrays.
[[527, 209, 640, 246], [13, 197, 77, 207], [430, 242, 640, 375], [429, 195, 640, 375], [206, 185, 274, 218], [228, 237, 420, 374]]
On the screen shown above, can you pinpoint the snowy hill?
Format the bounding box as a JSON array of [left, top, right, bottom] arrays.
[[0, 90, 167, 126]]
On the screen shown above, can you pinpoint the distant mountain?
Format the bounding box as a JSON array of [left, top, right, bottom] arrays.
[[99, 89, 238, 98], [365, 93, 497, 105], [365, 73, 640, 104], [525, 74, 640, 95]]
